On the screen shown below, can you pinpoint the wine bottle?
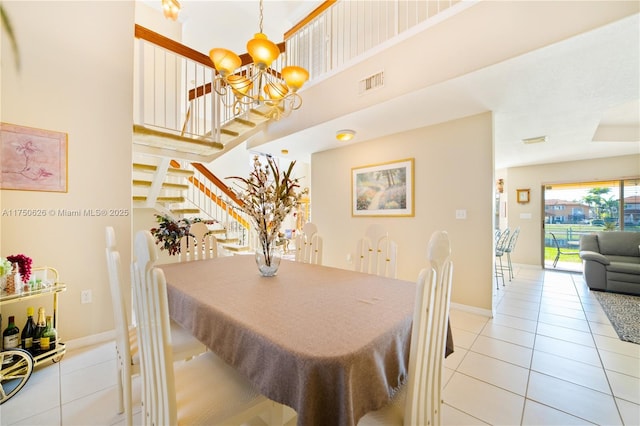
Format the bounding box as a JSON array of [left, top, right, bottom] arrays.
[[21, 307, 37, 353], [40, 315, 57, 352], [2, 316, 20, 363], [33, 307, 46, 353]]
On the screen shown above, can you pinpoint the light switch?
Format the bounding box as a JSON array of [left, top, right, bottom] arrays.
[[455, 209, 467, 219]]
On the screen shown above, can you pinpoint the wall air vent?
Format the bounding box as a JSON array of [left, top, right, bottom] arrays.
[[359, 71, 384, 95]]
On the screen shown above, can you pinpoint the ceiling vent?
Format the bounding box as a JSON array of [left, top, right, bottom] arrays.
[[359, 71, 384, 95]]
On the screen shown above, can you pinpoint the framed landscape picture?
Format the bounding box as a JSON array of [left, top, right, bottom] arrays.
[[1, 123, 68, 192], [352, 158, 414, 217]]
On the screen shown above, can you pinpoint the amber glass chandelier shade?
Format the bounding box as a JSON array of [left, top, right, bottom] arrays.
[[209, 48, 242, 77], [247, 33, 280, 69], [282, 66, 309, 92], [264, 82, 289, 101], [227, 75, 252, 97], [162, 0, 180, 20]]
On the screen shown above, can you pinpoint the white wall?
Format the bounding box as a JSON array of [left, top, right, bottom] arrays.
[[312, 112, 495, 312], [506, 154, 640, 266], [1, 1, 134, 341]]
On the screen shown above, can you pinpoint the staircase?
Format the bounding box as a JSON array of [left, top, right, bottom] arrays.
[[131, 25, 291, 255], [132, 104, 274, 164], [132, 152, 252, 255]]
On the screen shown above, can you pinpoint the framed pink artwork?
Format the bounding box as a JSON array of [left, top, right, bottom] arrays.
[[1, 123, 68, 192]]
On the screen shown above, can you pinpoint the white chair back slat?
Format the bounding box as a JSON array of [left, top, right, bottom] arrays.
[[295, 222, 323, 265], [132, 230, 160, 426], [179, 222, 218, 262], [404, 231, 453, 426], [375, 236, 398, 279], [106, 227, 135, 426], [106, 249, 134, 425], [355, 237, 373, 273], [355, 225, 398, 278], [149, 267, 178, 425]]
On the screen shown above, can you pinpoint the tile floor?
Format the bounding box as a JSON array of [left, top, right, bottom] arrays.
[[1, 266, 639, 425]]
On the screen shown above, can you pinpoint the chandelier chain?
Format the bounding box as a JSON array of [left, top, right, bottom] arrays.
[[209, 0, 308, 121]]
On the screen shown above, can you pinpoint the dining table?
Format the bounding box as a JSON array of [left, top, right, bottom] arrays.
[[160, 255, 453, 426]]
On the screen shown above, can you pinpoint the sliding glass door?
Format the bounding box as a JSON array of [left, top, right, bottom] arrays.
[[542, 178, 640, 271]]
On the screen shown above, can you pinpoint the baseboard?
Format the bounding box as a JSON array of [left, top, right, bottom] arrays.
[[64, 329, 115, 351], [450, 302, 493, 318]]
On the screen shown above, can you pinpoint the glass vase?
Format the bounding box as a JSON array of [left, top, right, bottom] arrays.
[[255, 243, 282, 277]]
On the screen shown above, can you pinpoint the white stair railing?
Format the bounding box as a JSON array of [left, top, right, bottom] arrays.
[[286, 0, 472, 81], [176, 160, 254, 251], [134, 25, 292, 144]]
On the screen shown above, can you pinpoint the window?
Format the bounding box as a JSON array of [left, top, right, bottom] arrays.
[[542, 178, 639, 271]]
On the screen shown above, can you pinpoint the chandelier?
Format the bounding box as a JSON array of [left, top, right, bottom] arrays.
[[209, 0, 309, 120], [161, 0, 180, 21]]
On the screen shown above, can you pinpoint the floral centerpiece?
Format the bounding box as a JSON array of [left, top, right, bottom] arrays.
[[228, 156, 301, 276]]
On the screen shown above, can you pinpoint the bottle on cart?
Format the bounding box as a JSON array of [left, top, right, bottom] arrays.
[[21, 307, 37, 353], [33, 307, 46, 353], [2, 316, 20, 363], [40, 315, 57, 352]]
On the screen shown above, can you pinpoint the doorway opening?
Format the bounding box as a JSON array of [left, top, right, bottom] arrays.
[[542, 178, 640, 272]]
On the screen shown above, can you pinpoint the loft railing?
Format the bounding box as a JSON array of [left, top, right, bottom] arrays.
[[285, 0, 468, 81], [134, 25, 221, 142], [134, 25, 289, 143]]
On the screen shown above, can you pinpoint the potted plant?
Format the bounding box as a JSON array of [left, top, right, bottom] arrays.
[[149, 215, 205, 256]]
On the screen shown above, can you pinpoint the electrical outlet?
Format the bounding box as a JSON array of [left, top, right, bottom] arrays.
[[81, 289, 92, 304]]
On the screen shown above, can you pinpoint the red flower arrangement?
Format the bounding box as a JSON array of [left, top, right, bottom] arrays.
[[7, 254, 33, 282]]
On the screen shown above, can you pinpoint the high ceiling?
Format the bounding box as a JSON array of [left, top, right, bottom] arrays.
[[144, 0, 640, 170]]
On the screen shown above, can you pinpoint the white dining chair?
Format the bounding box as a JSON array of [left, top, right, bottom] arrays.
[[359, 230, 453, 426], [132, 230, 281, 425], [178, 221, 218, 262], [105, 227, 206, 426], [294, 222, 323, 265], [355, 224, 398, 278]]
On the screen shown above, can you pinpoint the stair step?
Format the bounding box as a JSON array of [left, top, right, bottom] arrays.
[[133, 124, 224, 158], [233, 117, 257, 128], [132, 163, 157, 172], [133, 195, 186, 203], [222, 244, 251, 253], [171, 208, 201, 215], [133, 163, 194, 177], [217, 237, 239, 244], [132, 179, 189, 190], [220, 128, 240, 137]]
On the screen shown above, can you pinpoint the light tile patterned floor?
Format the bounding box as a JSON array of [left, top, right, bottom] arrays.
[[1, 267, 639, 425]]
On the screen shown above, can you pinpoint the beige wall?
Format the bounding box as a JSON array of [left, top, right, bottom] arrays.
[[506, 154, 640, 266], [312, 112, 495, 313], [1, 1, 134, 342]]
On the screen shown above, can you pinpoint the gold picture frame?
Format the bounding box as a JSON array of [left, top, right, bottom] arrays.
[[517, 188, 530, 204], [1, 122, 68, 192], [352, 158, 414, 217]]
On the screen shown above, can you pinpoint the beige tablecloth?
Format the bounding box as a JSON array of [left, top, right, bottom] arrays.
[[161, 256, 433, 426]]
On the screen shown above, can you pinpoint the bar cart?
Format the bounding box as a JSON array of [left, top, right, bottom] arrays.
[[1, 267, 66, 404]]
